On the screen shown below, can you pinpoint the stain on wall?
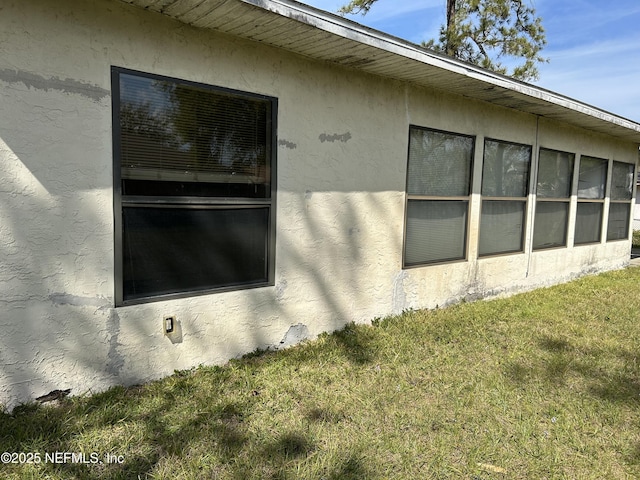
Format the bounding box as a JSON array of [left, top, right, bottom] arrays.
[[0, 68, 109, 102], [106, 311, 124, 378], [49, 293, 109, 309], [319, 132, 352, 143], [392, 270, 408, 314], [278, 323, 310, 349], [278, 139, 297, 149]]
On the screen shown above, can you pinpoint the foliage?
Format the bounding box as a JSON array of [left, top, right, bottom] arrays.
[[2, 267, 640, 478], [338, 0, 377, 15], [340, 0, 548, 81]]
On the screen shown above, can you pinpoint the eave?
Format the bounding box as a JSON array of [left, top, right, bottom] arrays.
[[118, 0, 640, 144]]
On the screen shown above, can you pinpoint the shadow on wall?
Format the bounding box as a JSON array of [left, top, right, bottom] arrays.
[[0, 114, 405, 410], [0, 68, 131, 408], [0, 118, 113, 407], [0, 0, 411, 409]]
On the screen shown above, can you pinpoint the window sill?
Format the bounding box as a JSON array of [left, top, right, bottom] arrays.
[[116, 280, 274, 308], [403, 257, 468, 269]]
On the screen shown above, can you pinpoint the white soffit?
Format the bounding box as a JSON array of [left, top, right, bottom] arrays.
[[119, 0, 640, 143]]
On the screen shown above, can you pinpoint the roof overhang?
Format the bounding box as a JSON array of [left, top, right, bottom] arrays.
[[119, 0, 640, 144]]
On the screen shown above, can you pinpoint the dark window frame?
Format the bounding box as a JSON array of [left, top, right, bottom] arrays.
[[403, 125, 475, 267], [574, 155, 607, 245], [478, 137, 532, 257], [606, 160, 635, 242], [532, 147, 575, 250], [112, 67, 277, 306]]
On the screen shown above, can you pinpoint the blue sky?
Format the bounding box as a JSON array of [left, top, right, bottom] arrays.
[[299, 0, 640, 122]]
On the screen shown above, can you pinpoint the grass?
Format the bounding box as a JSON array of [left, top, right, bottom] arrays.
[[633, 230, 640, 249], [2, 267, 640, 479]]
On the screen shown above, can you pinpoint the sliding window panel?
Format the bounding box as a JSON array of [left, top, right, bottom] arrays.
[[610, 161, 635, 201], [481, 140, 531, 197], [405, 200, 468, 265], [122, 206, 270, 301], [577, 156, 607, 199], [607, 202, 631, 241], [532, 202, 569, 249], [118, 72, 272, 199], [537, 149, 574, 198], [407, 129, 473, 196], [479, 200, 526, 256], [574, 203, 603, 244]]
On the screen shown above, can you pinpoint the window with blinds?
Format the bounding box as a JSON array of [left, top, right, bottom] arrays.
[[532, 148, 574, 250], [607, 161, 635, 241], [404, 126, 474, 266], [574, 156, 607, 245], [478, 139, 531, 256], [112, 68, 277, 305]]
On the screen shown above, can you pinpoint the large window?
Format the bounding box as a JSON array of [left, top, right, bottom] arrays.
[[607, 161, 635, 241], [574, 156, 607, 245], [112, 68, 276, 305], [532, 148, 574, 249], [479, 139, 531, 256], [404, 127, 474, 266]]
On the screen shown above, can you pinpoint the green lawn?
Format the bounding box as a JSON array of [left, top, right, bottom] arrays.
[[2, 267, 640, 479], [633, 230, 640, 249]]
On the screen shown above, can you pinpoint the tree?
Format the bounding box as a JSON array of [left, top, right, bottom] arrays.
[[339, 0, 547, 82]]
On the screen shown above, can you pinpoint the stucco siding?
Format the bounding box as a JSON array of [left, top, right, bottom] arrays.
[[0, 0, 637, 409]]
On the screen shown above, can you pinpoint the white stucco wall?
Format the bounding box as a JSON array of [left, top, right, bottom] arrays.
[[1, 0, 638, 409]]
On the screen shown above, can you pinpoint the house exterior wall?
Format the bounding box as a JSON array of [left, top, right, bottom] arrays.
[[0, 0, 637, 409]]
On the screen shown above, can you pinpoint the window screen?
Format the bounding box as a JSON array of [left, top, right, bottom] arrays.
[[536, 148, 573, 199], [574, 156, 607, 245], [113, 68, 276, 305], [533, 148, 574, 250], [479, 139, 531, 256], [479, 200, 526, 255], [407, 129, 473, 197], [405, 200, 468, 264], [575, 203, 603, 244], [577, 156, 607, 199], [481, 140, 530, 198], [607, 161, 634, 242], [610, 161, 634, 201], [122, 206, 269, 301], [607, 203, 631, 241], [404, 127, 474, 266], [119, 73, 270, 199], [533, 202, 569, 250]]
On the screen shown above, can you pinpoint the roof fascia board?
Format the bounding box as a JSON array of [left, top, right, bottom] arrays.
[[242, 0, 640, 141], [243, 0, 471, 76]]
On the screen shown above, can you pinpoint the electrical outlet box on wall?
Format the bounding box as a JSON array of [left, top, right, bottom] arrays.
[[164, 315, 175, 334]]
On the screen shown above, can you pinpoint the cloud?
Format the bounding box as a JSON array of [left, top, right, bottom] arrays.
[[535, 37, 640, 121], [299, 0, 441, 22], [345, 0, 441, 22], [299, 0, 443, 45], [546, 36, 640, 62], [516, 0, 640, 120], [539, 0, 640, 35], [299, 0, 640, 122]]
